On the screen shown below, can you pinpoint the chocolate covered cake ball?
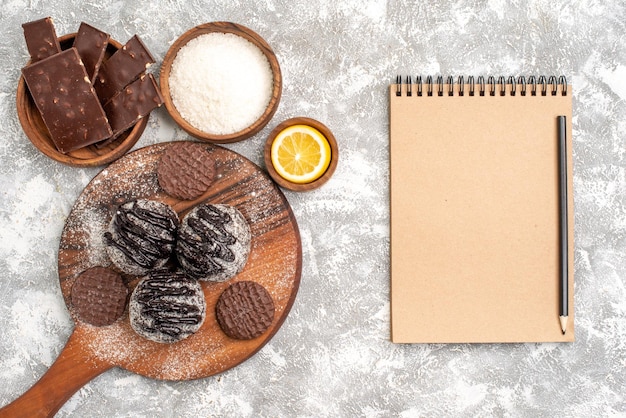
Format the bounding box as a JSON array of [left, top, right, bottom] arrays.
[[105, 199, 179, 276], [129, 269, 206, 343], [176, 204, 251, 282]]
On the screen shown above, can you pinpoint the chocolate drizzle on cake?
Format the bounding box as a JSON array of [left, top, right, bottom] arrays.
[[105, 199, 179, 275], [129, 270, 206, 343], [176, 204, 251, 282], [178, 205, 236, 277], [136, 272, 202, 338]]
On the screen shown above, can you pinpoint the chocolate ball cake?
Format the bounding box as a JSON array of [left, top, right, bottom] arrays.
[[176, 203, 251, 282], [70, 266, 128, 327], [156, 141, 216, 200], [105, 199, 179, 276], [215, 281, 275, 340], [129, 269, 206, 343]]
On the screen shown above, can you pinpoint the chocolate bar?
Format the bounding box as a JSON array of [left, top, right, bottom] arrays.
[[22, 48, 112, 153], [73, 22, 110, 84], [94, 35, 155, 103], [99, 74, 163, 146], [22, 17, 61, 62]]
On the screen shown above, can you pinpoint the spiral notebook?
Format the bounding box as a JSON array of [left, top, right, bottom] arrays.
[[390, 75, 574, 343]]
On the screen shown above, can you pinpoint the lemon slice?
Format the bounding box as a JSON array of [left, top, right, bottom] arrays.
[[270, 124, 331, 184]]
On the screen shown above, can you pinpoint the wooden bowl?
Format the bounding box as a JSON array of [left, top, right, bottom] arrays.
[[16, 33, 148, 167], [264, 117, 339, 192], [160, 22, 282, 143]]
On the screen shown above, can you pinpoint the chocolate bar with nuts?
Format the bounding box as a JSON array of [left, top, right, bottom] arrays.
[[22, 48, 112, 153], [94, 35, 155, 103], [102, 73, 163, 140], [22, 17, 61, 62], [73, 22, 110, 84]]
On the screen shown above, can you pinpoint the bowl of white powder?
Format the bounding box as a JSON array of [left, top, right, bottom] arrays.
[[161, 22, 282, 143]]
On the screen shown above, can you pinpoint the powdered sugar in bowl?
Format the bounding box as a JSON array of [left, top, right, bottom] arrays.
[[160, 22, 282, 143]]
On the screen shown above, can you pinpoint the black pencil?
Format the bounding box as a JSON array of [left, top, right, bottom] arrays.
[[558, 115, 568, 334]]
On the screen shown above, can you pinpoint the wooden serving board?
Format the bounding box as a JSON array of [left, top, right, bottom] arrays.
[[0, 142, 301, 417]]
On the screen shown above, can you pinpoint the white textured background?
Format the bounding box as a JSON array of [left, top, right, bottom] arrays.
[[1, 1, 625, 416]]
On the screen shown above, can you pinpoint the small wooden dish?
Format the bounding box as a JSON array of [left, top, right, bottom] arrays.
[[16, 33, 148, 167], [264, 117, 339, 192], [160, 22, 282, 143]]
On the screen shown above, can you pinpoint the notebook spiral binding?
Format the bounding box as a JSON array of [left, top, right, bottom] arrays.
[[395, 75, 568, 97]]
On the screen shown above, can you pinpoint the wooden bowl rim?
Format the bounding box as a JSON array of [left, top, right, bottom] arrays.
[[160, 21, 282, 144], [263, 117, 339, 192], [16, 33, 148, 168]]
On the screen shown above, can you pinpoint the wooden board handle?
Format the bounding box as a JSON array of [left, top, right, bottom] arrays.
[[0, 328, 113, 418]]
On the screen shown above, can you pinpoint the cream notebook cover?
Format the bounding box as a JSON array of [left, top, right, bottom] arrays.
[[389, 76, 574, 343]]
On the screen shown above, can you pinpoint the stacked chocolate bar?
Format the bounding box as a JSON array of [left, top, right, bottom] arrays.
[[21, 18, 163, 153]]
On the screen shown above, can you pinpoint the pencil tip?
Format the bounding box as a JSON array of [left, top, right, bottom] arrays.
[[559, 315, 568, 335]]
